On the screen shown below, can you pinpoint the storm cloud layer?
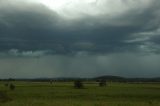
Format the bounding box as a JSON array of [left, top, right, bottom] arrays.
[[0, 0, 160, 78]]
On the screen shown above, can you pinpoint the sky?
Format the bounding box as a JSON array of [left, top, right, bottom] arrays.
[[0, 0, 160, 78]]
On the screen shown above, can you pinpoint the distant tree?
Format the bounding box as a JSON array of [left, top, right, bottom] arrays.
[[50, 80, 53, 84], [7, 78, 15, 81], [99, 80, 107, 87], [49, 80, 54, 84], [74, 80, 84, 89], [9, 84, 15, 90]]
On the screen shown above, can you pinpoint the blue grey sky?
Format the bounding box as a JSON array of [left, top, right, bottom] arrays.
[[0, 0, 160, 78]]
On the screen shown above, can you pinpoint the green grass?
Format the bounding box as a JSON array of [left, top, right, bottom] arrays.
[[0, 82, 160, 106]]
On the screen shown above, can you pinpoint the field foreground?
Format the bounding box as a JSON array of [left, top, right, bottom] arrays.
[[0, 82, 160, 106]]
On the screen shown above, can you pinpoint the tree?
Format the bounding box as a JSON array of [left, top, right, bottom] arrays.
[[99, 80, 107, 87], [9, 84, 15, 90], [74, 80, 84, 89]]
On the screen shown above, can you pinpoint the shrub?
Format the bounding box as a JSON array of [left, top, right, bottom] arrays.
[[99, 80, 107, 87], [9, 84, 15, 91], [74, 80, 84, 89], [50, 80, 53, 84]]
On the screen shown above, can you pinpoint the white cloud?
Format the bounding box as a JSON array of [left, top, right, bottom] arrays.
[[28, 0, 153, 19], [8, 49, 49, 57]]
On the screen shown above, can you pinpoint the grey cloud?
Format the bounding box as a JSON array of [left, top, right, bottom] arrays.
[[0, 53, 160, 78], [1, 0, 160, 78], [0, 0, 160, 55]]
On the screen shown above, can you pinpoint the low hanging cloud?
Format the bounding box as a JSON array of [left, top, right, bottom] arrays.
[[0, 0, 160, 78], [7, 49, 49, 57], [0, 53, 160, 78]]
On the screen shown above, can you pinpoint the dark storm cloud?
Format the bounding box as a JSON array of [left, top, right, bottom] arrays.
[[0, 0, 160, 56], [0, 1, 61, 52], [1, 0, 160, 78]]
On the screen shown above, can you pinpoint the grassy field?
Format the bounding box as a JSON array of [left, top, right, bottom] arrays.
[[0, 81, 160, 106]]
